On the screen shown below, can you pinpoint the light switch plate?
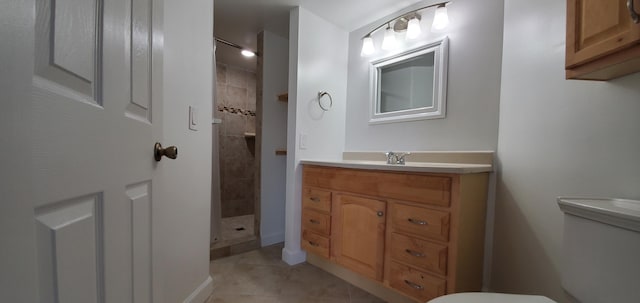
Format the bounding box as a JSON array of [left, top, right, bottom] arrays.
[[299, 133, 308, 150], [189, 106, 198, 131]]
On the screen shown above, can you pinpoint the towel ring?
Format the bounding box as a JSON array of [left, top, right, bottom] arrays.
[[317, 91, 333, 111]]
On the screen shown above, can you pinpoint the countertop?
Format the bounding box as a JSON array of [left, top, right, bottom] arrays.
[[300, 159, 493, 174]]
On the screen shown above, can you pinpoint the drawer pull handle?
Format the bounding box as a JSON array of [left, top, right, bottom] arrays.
[[310, 197, 320, 202], [309, 219, 320, 224], [308, 241, 319, 247], [404, 280, 425, 290], [628, 0, 639, 23], [405, 249, 425, 257], [408, 218, 428, 225]]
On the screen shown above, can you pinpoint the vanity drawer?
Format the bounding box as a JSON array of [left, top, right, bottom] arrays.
[[390, 203, 450, 242], [302, 209, 331, 236], [389, 262, 446, 302], [390, 232, 448, 275], [303, 166, 451, 207], [302, 230, 330, 259], [302, 187, 332, 214]]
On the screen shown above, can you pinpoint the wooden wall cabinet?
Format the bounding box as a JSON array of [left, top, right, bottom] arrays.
[[300, 165, 489, 302], [565, 0, 640, 80]]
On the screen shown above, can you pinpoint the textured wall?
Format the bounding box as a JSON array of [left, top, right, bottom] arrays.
[[215, 63, 257, 218]]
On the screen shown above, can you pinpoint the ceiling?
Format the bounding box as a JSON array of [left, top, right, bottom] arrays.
[[214, 0, 424, 71]]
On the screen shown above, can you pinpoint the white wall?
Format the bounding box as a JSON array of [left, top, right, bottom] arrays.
[[159, 0, 213, 301], [283, 7, 349, 264], [260, 30, 289, 247], [492, 0, 640, 301], [345, 0, 504, 151]]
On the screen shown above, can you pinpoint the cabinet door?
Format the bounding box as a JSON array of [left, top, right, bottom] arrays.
[[566, 0, 640, 68], [332, 194, 386, 281]]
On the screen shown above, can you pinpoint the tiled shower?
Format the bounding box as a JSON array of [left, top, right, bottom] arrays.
[[212, 63, 257, 250]]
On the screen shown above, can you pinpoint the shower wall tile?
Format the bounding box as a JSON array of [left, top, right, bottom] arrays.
[[216, 63, 227, 84], [225, 86, 248, 108], [246, 116, 256, 134], [216, 63, 256, 218], [216, 83, 226, 106], [227, 67, 248, 88]]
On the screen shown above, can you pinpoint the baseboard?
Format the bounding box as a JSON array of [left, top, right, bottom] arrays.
[[260, 231, 284, 247], [281, 246, 306, 265], [182, 276, 213, 303]]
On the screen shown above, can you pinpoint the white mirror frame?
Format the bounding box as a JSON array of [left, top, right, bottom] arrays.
[[369, 37, 449, 124]]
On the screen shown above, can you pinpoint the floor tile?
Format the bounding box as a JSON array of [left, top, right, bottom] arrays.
[[209, 243, 387, 303]]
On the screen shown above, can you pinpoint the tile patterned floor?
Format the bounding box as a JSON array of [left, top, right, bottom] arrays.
[[207, 243, 387, 303], [212, 215, 256, 250]]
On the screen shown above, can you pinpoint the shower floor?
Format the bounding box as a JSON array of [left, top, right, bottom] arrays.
[[211, 214, 256, 251]]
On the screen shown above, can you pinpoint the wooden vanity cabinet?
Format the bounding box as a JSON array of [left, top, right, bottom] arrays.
[[565, 0, 640, 80], [301, 165, 489, 302]]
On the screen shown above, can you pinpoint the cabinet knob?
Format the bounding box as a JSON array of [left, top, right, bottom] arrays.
[[377, 211, 384, 217]]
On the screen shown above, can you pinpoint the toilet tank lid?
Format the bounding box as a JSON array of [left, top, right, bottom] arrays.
[[557, 196, 640, 232], [428, 293, 556, 303]]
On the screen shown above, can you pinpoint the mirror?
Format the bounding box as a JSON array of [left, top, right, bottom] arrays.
[[369, 37, 448, 124]]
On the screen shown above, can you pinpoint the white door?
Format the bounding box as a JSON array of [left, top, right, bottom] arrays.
[[1, 0, 167, 302]]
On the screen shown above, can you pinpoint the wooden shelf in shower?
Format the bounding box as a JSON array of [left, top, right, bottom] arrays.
[[277, 93, 288, 102], [275, 149, 287, 156]]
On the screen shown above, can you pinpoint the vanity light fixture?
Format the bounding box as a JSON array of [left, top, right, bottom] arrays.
[[381, 24, 397, 50], [215, 37, 259, 58], [406, 16, 422, 39], [432, 4, 450, 30], [361, 35, 375, 56], [360, 1, 450, 56]]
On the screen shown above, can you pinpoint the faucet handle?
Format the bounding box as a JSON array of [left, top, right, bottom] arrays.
[[395, 152, 410, 165], [385, 151, 396, 164]]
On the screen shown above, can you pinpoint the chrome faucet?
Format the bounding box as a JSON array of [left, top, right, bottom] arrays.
[[385, 152, 410, 165], [385, 151, 396, 164]]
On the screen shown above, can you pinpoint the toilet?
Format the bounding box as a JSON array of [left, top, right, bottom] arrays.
[[429, 196, 640, 303]]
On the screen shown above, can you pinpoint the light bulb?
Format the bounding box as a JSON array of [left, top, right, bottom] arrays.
[[406, 17, 421, 39], [432, 5, 449, 31], [361, 35, 375, 56], [381, 27, 397, 50], [241, 49, 255, 57]]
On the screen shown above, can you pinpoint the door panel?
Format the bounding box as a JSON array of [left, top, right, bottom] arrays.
[[35, 0, 102, 103], [127, 181, 152, 303], [128, 0, 153, 123], [332, 194, 386, 281], [30, 0, 156, 302], [35, 194, 103, 303]]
